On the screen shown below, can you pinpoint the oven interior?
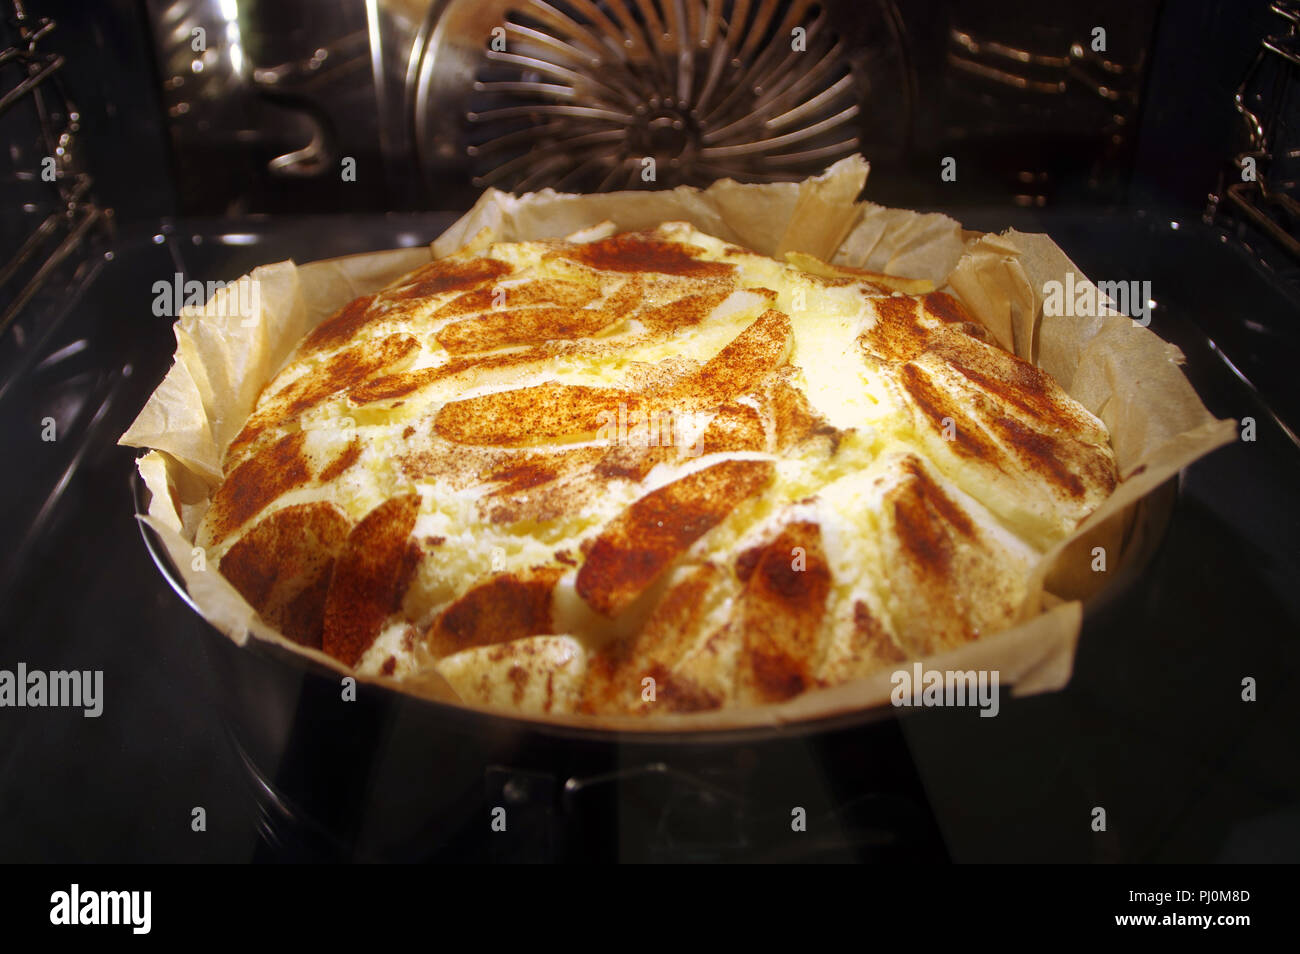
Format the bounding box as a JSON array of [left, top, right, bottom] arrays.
[[1, 0, 1298, 862]]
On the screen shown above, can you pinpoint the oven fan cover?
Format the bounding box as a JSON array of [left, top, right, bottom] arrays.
[[410, 0, 914, 193]]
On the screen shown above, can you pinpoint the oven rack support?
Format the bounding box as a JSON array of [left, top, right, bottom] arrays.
[[1210, 0, 1300, 265], [0, 0, 111, 341]]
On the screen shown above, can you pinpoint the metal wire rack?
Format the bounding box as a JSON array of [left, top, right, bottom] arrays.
[[1212, 0, 1300, 264], [0, 0, 110, 342]]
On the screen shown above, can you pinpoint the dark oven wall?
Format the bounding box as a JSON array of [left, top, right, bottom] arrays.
[[10, 0, 1282, 222], [121, 0, 1266, 217]]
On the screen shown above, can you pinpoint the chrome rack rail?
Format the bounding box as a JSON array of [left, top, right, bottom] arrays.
[[0, 0, 110, 341], [1211, 1, 1300, 264]]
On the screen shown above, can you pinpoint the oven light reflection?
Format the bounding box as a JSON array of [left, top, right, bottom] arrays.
[[220, 0, 243, 76], [36, 339, 89, 370]]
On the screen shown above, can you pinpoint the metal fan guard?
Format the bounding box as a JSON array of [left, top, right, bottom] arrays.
[[410, 0, 913, 193]]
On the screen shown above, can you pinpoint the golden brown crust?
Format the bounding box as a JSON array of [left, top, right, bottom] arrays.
[[427, 567, 564, 657], [387, 256, 513, 304], [878, 455, 1029, 656], [205, 431, 313, 546], [435, 382, 634, 446], [431, 277, 598, 321], [859, 287, 1117, 546], [701, 402, 767, 454], [226, 332, 419, 465], [575, 459, 775, 618], [301, 293, 379, 352], [318, 437, 362, 484], [435, 306, 619, 354], [580, 563, 727, 714], [637, 288, 740, 332], [321, 494, 422, 666], [218, 502, 352, 649], [666, 308, 792, 407], [766, 373, 835, 451], [552, 231, 736, 278], [734, 521, 833, 705]]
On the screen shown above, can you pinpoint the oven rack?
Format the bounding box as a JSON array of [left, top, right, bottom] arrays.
[[0, 0, 110, 345], [1211, 0, 1300, 271]]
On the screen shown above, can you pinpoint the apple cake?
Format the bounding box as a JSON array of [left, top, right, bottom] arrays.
[[194, 222, 1118, 715]]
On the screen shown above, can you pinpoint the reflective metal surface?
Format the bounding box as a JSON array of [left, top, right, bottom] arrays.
[[412, 0, 911, 191]]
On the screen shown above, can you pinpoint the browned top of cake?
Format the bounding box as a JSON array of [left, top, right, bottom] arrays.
[[197, 222, 1118, 717]]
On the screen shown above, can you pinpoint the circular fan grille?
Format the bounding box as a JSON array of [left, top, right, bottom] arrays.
[[413, 0, 911, 193]]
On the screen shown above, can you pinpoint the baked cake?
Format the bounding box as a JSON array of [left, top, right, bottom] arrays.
[[194, 222, 1118, 715]]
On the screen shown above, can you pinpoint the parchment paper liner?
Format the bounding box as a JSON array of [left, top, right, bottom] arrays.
[[121, 156, 1237, 732]]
